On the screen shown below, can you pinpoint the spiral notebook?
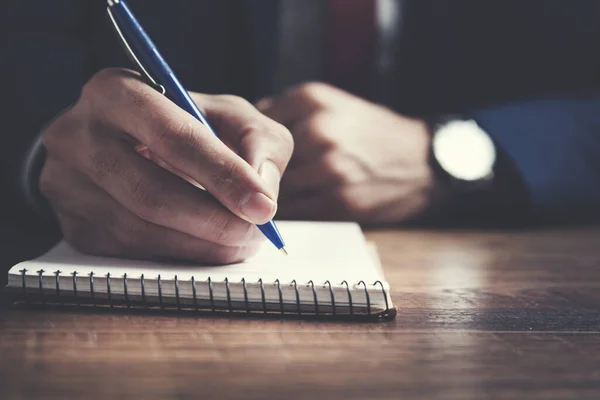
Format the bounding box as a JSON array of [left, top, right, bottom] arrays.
[[5, 221, 396, 319]]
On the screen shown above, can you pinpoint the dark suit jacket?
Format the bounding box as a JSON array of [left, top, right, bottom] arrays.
[[1, 0, 600, 229]]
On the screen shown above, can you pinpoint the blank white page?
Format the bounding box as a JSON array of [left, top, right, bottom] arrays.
[[12, 221, 383, 285]]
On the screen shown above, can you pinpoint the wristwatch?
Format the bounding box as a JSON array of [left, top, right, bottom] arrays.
[[425, 115, 531, 226], [428, 116, 497, 189]]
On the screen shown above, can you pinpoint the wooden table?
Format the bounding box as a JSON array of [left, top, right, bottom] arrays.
[[1, 227, 600, 399]]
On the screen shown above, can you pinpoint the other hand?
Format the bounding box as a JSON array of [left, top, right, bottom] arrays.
[[40, 68, 293, 263], [258, 82, 443, 224]]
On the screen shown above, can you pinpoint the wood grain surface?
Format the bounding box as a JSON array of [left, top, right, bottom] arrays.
[[1, 227, 600, 399]]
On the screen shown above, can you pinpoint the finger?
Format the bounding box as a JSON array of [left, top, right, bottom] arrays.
[[256, 82, 332, 125], [60, 202, 259, 265], [281, 152, 356, 195], [286, 112, 338, 158], [135, 144, 202, 188], [46, 162, 260, 264], [84, 68, 276, 224], [47, 134, 263, 248], [191, 93, 294, 198]]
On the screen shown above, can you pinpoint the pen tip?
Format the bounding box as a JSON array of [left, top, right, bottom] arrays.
[[279, 247, 288, 256]]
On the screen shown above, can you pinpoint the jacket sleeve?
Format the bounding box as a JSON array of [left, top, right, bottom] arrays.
[[470, 94, 600, 222], [0, 1, 92, 225]]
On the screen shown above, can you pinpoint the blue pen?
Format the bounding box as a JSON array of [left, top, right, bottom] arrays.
[[106, 0, 287, 254]]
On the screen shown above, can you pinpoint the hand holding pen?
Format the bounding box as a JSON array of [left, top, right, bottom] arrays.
[[37, 2, 292, 263]]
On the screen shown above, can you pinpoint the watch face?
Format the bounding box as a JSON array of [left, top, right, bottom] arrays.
[[432, 120, 496, 181]]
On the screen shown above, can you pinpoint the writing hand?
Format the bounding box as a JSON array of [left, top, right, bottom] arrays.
[[40, 68, 293, 263]]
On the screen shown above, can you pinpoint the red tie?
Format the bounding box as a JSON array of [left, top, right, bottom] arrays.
[[324, 0, 376, 98]]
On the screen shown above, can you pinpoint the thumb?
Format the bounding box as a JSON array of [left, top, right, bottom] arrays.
[[191, 93, 294, 200]]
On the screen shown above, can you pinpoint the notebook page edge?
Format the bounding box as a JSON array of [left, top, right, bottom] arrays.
[[6, 222, 394, 312]]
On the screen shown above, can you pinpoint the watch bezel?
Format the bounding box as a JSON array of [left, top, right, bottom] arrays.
[[428, 116, 497, 188]]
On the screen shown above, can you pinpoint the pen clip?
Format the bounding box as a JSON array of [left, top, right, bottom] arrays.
[[106, 6, 166, 95]]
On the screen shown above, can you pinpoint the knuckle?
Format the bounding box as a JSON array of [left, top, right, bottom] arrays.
[[209, 214, 255, 247], [291, 82, 329, 101], [38, 163, 58, 201], [88, 149, 125, 184], [321, 153, 340, 173], [238, 121, 271, 143], [41, 127, 60, 154], [41, 123, 62, 154], [124, 86, 154, 114], [216, 94, 252, 109], [337, 189, 363, 213], [39, 177, 61, 206], [173, 120, 203, 150], [92, 67, 124, 83], [211, 216, 235, 246], [272, 123, 294, 157], [38, 161, 78, 210], [94, 204, 147, 252], [92, 68, 134, 88], [321, 153, 349, 183], [307, 113, 330, 136], [82, 68, 122, 99], [82, 68, 143, 108], [107, 213, 141, 249], [239, 121, 294, 164], [211, 159, 240, 191], [156, 118, 199, 157], [303, 115, 337, 149], [128, 176, 171, 221], [41, 110, 80, 156]]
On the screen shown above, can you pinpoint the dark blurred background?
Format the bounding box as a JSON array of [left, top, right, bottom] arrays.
[[2, 0, 600, 283]]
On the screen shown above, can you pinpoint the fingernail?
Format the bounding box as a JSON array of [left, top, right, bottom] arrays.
[[240, 192, 277, 224], [258, 160, 281, 197]]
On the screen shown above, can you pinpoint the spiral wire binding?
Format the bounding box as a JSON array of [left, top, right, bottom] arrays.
[[274, 279, 284, 314], [291, 280, 301, 315], [55, 270, 61, 303], [123, 273, 129, 308], [341, 281, 353, 315], [208, 277, 215, 311], [106, 273, 113, 307], [20, 269, 27, 303], [357, 281, 370, 315], [308, 281, 319, 315], [89, 272, 96, 307], [224, 277, 232, 312], [16, 270, 393, 318], [258, 278, 267, 314], [373, 280, 389, 314], [72, 271, 79, 305], [140, 274, 147, 308], [241, 278, 249, 313], [174, 275, 181, 310], [191, 276, 198, 311], [157, 274, 163, 308], [37, 270, 45, 304], [324, 281, 336, 315]]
